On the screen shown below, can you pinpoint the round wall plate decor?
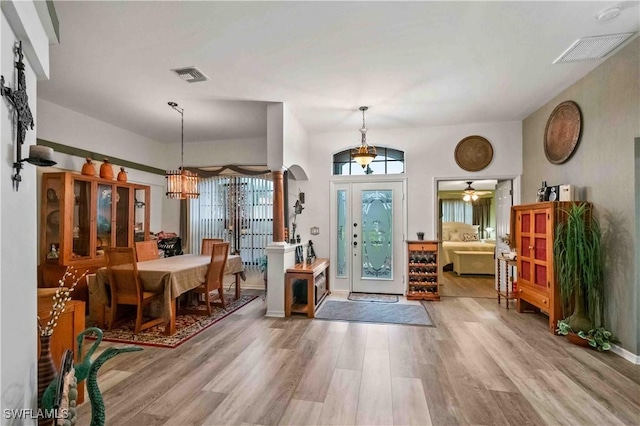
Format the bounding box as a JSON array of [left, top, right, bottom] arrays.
[[454, 135, 493, 172], [544, 101, 582, 164]]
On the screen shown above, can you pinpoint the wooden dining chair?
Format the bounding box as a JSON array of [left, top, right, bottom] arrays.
[[105, 247, 164, 333], [200, 238, 224, 256], [188, 242, 229, 314], [135, 240, 159, 262]]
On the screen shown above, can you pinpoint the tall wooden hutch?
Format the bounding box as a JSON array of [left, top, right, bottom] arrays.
[[40, 172, 150, 300], [511, 201, 589, 333]]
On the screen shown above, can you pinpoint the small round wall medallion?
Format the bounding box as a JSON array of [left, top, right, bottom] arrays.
[[454, 135, 493, 172], [544, 100, 582, 164]]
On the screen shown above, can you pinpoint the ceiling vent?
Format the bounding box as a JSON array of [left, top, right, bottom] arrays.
[[171, 66, 209, 83], [553, 33, 635, 63]]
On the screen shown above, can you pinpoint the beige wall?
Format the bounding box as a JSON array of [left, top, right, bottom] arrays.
[[522, 38, 639, 354]]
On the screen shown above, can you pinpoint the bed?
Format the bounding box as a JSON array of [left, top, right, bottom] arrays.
[[441, 222, 496, 272]]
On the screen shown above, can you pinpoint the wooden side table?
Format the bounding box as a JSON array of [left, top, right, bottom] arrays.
[[496, 257, 517, 308], [285, 258, 330, 318]]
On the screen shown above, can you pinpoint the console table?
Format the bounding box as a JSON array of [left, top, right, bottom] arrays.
[[285, 258, 329, 318]]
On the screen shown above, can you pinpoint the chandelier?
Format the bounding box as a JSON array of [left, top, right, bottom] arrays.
[[166, 101, 199, 199], [463, 181, 479, 202], [352, 106, 377, 168]]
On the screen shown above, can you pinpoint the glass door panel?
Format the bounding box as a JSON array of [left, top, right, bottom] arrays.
[[43, 175, 62, 262], [360, 190, 393, 279], [134, 188, 148, 242], [96, 184, 114, 256], [72, 179, 92, 258], [115, 186, 130, 247], [336, 189, 347, 277]]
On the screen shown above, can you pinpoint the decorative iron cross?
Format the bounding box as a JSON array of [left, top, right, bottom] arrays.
[[1, 41, 35, 190]]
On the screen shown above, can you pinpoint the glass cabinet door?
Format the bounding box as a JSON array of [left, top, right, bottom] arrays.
[[134, 187, 148, 242], [43, 175, 63, 262], [96, 183, 114, 256], [72, 178, 92, 259], [115, 186, 130, 247]]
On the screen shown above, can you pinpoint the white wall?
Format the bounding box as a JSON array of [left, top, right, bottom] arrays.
[[297, 121, 523, 271], [282, 104, 309, 174], [1, 2, 53, 421], [522, 39, 639, 354], [181, 137, 267, 167]]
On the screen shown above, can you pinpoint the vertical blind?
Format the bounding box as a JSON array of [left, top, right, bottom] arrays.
[[188, 174, 273, 268]]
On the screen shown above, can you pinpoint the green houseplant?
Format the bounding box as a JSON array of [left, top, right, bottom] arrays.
[[554, 202, 605, 334]]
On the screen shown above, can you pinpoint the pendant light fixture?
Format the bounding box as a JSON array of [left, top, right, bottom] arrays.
[[351, 106, 377, 168], [166, 101, 199, 199]]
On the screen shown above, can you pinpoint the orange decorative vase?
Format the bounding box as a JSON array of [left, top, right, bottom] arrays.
[[99, 158, 114, 180], [117, 167, 128, 182], [81, 158, 96, 176]]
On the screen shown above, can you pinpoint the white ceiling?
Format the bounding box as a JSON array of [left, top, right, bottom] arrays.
[[38, 1, 639, 144]]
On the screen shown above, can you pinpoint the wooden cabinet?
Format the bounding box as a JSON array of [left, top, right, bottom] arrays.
[[406, 241, 440, 301], [511, 202, 587, 333], [40, 172, 150, 299], [285, 258, 330, 318], [38, 297, 85, 404]]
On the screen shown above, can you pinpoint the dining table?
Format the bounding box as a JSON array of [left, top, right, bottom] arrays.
[[90, 254, 245, 335]]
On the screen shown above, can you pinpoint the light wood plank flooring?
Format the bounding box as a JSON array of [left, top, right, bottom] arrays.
[[76, 292, 640, 425], [440, 271, 497, 299]]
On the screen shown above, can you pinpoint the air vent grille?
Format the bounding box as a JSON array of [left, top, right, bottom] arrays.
[[553, 33, 635, 63], [171, 66, 209, 83]]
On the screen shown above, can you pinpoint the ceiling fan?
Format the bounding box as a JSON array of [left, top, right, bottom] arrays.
[[462, 181, 491, 202]]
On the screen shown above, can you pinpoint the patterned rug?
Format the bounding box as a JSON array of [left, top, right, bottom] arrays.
[[96, 294, 259, 348], [347, 292, 399, 303], [315, 300, 434, 326]]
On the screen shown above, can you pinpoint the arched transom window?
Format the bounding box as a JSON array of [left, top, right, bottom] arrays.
[[333, 147, 405, 175]]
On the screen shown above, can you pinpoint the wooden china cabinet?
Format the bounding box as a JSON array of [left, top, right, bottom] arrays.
[[511, 201, 589, 333], [40, 171, 151, 300]]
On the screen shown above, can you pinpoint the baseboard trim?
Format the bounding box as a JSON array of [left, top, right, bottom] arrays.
[[266, 310, 284, 318], [611, 344, 640, 364]]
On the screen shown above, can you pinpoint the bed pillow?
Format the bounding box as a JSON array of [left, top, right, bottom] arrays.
[[449, 232, 462, 242], [462, 232, 479, 242]]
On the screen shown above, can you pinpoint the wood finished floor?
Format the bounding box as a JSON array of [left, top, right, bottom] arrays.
[[440, 272, 497, 299], [77, 291, 640, 426]]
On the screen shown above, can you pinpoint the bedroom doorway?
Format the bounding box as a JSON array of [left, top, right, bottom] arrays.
[[436, 179, 513, 298]]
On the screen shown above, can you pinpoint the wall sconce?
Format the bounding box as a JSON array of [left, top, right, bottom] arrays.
[[310, 226, 320, 235], [298, 190, 305, 204], [1, 41, 56, 190]]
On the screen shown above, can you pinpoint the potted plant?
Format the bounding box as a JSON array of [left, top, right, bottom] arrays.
[[556, 320, 615, 351], [554, 202, 613, 348]]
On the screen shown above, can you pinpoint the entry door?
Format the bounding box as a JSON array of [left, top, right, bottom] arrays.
[[351, 181, 404, 294]]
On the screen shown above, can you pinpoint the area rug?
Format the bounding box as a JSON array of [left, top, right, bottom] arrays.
[[347, 292, 399, 303], [96, 294, 259, 348], [315, 300, 434, 326]]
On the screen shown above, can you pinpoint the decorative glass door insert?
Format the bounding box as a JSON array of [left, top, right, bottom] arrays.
[[360, 190, 393, 279]]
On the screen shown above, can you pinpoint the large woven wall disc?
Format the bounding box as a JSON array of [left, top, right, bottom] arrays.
[[454, 135, 493, 172], [544, 101, 582, 164]]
